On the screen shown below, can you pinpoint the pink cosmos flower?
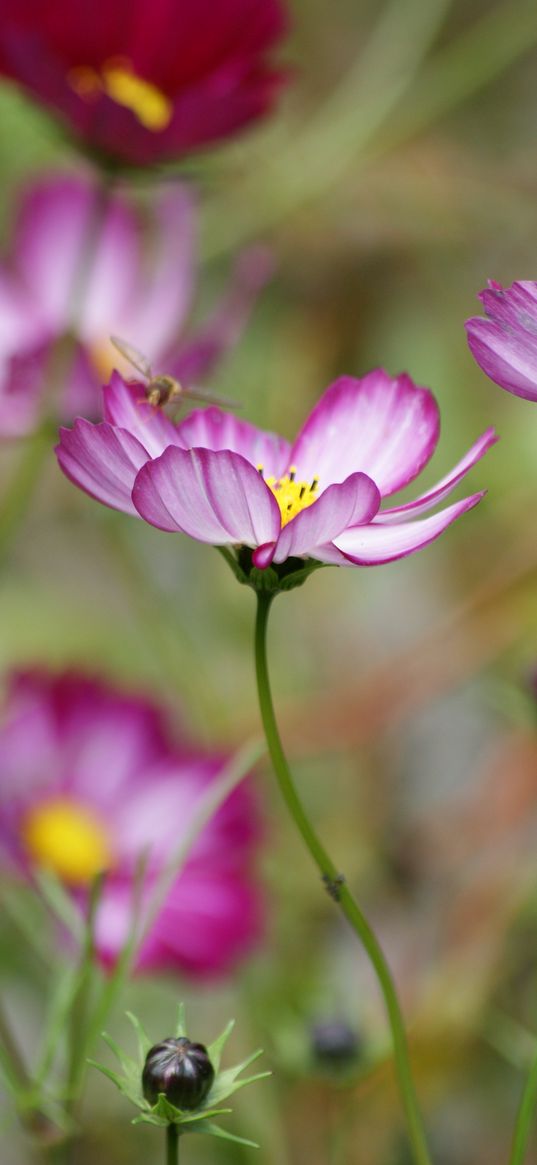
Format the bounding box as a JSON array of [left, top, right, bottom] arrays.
[[0, 670, 262, 977], [466, 280, 537, 402], [0, 173, 271, 438], [56, 369, 495, 569], [0, 0, 288, 166]]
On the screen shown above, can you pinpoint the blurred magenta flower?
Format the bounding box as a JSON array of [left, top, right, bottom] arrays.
[[0, 173, 270, 438], [57, 369, 496, 568], [0, 0, 288, 166], [466, 280, 537, 402], [0, 670, 262, 976]]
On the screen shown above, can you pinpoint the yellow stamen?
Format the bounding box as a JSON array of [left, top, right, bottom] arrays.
[[68, 60, 172, 131], [266, 471, 320, 527], [22, 799, 113, 886]]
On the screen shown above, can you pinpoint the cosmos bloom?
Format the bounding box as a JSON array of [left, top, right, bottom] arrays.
[[0, 670, 262, 976], [57, 368, 496, 568], [466, 280, 537, 402], [0, 0, 288, 166], [0, 173, 270, 438]]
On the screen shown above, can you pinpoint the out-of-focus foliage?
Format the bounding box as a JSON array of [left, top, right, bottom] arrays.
[[2, 1, 537, 1162]]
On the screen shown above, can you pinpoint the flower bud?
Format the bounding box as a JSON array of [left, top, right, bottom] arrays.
[[311, 1020, 361, 1067], [142, 1037, 215, 1110]]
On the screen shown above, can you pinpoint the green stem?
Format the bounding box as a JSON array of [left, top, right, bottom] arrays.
[[0, 1001, 30, 1093], [254, 592, 431, 1165], [509, 1049, 537, 1165], [0, 423, 53, 565], [166, 1124, 179, 1165]]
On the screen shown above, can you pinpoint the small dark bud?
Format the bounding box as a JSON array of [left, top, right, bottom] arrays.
[[311, 1020, 361, 1067], [142, 1037, 215, 1110]]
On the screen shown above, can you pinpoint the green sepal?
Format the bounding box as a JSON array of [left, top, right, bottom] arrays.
[[89, 1006, 269, 1145], [220, 546, 327, 595]]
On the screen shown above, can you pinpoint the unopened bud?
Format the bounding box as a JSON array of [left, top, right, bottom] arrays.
[[142, 1037, 215, 1110]]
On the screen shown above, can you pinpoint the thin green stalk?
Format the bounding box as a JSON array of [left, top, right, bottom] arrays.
[[166, 1124, 179, 1165], [254, 592, 431, 1165], [0, 1001, 30, 1094], [0, 423, 53, 565], [509, 1049, 537, 1165], [65, 873, 104, 1108]]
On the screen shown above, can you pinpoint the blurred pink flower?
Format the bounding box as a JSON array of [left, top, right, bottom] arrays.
[[0, 670, 262, 977], [466, 280, 537, 402], [0, 173, 271, 438], [0, 0, 288, 166], [57, 369, 496, 568]]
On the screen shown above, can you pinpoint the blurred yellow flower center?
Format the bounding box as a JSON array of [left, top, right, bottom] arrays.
[[22, 799, 112, 886], [68, 61, 172, 131], [261, 465, 319, 527]]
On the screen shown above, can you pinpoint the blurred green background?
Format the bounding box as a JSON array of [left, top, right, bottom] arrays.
[[3, 1, 537, 1162]]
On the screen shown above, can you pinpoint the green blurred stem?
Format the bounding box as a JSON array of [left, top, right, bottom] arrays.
[[508, 1049, 537, 1165], [0, 1001, 30, 1093], [166, 1124, 179, 1165], [0, 423, 52, 565], [253, 592, 431, 1165]]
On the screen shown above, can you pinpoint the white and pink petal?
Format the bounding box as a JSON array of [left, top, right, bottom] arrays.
[[56, 419, 149, 515], [332, 494, 484, 565], [176, 406, 290, 477], [290, 370, 440, 498], [102, 371, 186, 459], [132, 445, 281, 546], [378, 428, 497, 523], [270, 472, 380, 564], [466, 281, 537, 401]]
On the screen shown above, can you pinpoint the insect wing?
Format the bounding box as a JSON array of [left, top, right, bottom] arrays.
[[183, 385, 240, 409], [110, 335, 152, 381]]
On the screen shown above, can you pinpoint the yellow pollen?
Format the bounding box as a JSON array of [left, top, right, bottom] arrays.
[[266, 470, 320, 527], [69, 60, 172, 131], [22, 799, 113, 886]]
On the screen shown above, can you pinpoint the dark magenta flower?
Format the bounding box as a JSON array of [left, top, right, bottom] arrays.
[[466, 280, 537, 402], [0, 0, 288, 166], [56, 369, 495, 568], [0, 670, 262, 977]]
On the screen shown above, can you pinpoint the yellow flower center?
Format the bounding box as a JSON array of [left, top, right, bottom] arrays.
[[22, 798, 113, 886], [261, 465, 319, 528], [68, 60, 172, 131]]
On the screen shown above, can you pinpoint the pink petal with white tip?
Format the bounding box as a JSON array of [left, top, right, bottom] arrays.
[[290, 370, 440, 498], [132, 445, 281, 545], [56, 419, 149, 514], [333, 494, 484, 565]]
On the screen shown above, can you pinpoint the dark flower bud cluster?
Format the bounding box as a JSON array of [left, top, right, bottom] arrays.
[[142, 1037, 215, 1110]]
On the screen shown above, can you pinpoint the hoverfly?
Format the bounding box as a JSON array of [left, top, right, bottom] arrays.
[[110, 335, 238, 410]]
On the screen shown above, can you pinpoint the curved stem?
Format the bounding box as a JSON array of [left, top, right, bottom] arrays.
[[254, 592, 432, 1165], [509, 1048, 537, 1165], [166, 1124, 179, 1165]]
